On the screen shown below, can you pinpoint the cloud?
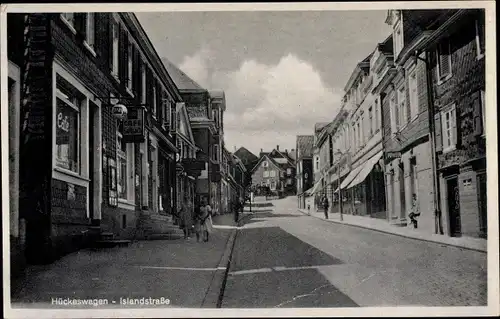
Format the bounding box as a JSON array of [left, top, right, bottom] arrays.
[[178, 49, 342, 155]]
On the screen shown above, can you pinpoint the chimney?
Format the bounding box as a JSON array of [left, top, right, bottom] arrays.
[[285, 149, 288, 154], [260, 148, 263, 153], [276, 145, 279, 151]]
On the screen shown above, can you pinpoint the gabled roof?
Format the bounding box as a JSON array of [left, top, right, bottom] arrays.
[[162, 57, 206, 92], [314, 122, 329, 133], [296, 135, 314, 160], [269, 148, 295, 167], [234, 147, 259, 165], [250, 154, 285, 174], [176, 102, 196, 147]]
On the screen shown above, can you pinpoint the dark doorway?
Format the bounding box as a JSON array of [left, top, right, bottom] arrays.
[[446, 177, 462, 237], [477, 172, 487, 238]]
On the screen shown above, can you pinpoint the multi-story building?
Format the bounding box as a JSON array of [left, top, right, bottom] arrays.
[[251, 146, 295, 197], [210, 90, 226, 215], [296, 135, 314, 209], [162, 58, 218, 210], [339, 52, 386, 218], [423, 9, 486, 239], [7, 12, 182, 264], [310, 122, 329, 209], [228, 153, 247, 207]]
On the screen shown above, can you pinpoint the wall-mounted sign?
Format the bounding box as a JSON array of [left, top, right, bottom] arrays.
[[386, 151, 402, 159], [123, 106, 145, 143]]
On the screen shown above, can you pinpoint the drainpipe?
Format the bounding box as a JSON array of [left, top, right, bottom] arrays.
[[416, 49, 444, 235]]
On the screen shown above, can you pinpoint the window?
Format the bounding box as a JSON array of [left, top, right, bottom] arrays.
[[475, 17, 485, 59], [394, 18, 404, 58], [437, 39, 452, 80], [368, 107, 373, 136], [61, 13, 76, 31], [270, 181, 276, 191], [55, 82, 81, 173], [441, 104, 457, 153], [213, 145, 219, 162], [152, 84, 157, 117], [397, 86, 406, 129], [263, 171, 269, 178], [408, 69, 418, 119], [390, 94, 398, 134], [162, 95, 170, 128], [111, 21, 119, 79], [410, 158, 418, 199], [357, 122, 361, 148], [84, 13, 95, 50], [127, 43, 133, 92], [270, 170, 276, 177], [116, 131, 128, 200], [141, 65, 146, 104], [263, 160, 268, 168], [315, 157, 319, 170]]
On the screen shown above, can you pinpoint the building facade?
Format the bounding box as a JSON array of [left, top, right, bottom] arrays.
[[8, 12, 181, 264], [296, 135, 314, 209]]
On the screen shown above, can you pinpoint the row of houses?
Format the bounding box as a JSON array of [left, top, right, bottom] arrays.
[[6, 12, 247, 273], [296, 9, 487, 240]]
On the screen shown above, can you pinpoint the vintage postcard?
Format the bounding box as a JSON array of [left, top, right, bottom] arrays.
[[1, 1, 498, 318]]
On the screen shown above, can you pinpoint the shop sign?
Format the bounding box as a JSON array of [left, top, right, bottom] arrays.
[[123, 106, 145, 143], [386, 151, 401, 159]]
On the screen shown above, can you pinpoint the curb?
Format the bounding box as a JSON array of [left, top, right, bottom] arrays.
[[297, 210, 487, 253], [200, 227, 239, 308]]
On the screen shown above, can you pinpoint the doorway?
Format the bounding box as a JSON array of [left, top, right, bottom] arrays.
[[398, 163, 406, 220], [446, 177, 462, 237]]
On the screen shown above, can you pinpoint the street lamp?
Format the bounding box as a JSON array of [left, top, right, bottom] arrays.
[[333, 148, 350, 222]]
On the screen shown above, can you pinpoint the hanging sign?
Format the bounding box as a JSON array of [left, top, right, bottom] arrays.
[[123, 106, 146, 143]]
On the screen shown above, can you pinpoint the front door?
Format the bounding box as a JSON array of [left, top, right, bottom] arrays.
[[446, 177, 462, 237]]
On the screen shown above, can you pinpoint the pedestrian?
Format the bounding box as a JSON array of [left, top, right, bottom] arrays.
[[408, 194, 420, 228], [194, 202, 208, 243], [179, 197, 193, 240], [322, 196, 329, 219]]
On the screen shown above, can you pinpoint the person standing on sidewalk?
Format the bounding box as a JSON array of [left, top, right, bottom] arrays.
[[179, 197, 193, 240], [408, 194, 421, 228], [322, 196, 329, 219]]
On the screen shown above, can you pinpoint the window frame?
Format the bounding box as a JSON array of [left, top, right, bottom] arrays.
[[437, 39, 452, 83], [111, 20, 120, 80], [397, 84, 407, 130], [393, 17, 404, 58], [368, 106, 373, 136], [127, 42, 134, 94], [83, 13, 96, 56], [60, 13, 77, 34], [141, 64, 147, 104], [475, 18, 485, 60], [55, 89, 81, 175], [152, 83, 157, 118], [263, 170, 269, 178], [408, 67, 419, 120], [441, 103, 457, 153]]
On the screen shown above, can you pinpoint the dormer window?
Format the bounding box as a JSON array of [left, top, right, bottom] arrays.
[[394, 17, 404, 58]]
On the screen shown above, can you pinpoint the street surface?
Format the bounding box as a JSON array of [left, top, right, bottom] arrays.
[[221, 197, 487, 308]]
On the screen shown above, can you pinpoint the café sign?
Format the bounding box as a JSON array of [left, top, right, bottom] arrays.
[[122, 106, 146, 143]]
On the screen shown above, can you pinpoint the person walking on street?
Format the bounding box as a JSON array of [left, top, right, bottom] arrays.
[[179, 197, 193, 240], [195, 200, 212, 242], [323, 196, 329, 220]]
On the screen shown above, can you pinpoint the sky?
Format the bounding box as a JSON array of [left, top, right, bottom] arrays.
[[136, 10, 392, 156]]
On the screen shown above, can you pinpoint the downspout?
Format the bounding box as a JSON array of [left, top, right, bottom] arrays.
[[417, 49, 444, 235]]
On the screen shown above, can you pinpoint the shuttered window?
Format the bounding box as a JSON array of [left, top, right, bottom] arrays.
[[437, 39, 452, 80]]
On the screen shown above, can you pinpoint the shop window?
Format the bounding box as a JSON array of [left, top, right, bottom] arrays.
[[55, 81, 82, 174]]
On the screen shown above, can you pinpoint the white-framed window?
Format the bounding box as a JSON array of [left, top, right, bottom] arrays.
[[55, 80, 82, 174], [393, 17, 404, 58], [152, 84, 157, 117], [408, 68, 418, 120], [475, 17, 485, 59], [270, 170, 276, 177], [141, 64, 147, 104], [127, 42, 133, 92], [437, 39, 452, 81], [84, 13, 95, 51], [60, 13, 76, 33], [111, 20, 119, 79], [390, 93, 398, 134], [287, 168, 292, 175], [397, 85, 406, 129], [263, 171, 269, 178], [441, 104, 457, 153]]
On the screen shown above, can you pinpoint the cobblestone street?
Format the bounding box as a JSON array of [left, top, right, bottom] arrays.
[[222, 197, 487, 307]]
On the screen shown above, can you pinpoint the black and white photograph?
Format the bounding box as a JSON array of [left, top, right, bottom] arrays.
[[1, 2, 498, 318]]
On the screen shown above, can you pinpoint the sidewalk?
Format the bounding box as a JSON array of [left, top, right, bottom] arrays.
[[11, 227, 235, 309], [298, 209, 487, 253]]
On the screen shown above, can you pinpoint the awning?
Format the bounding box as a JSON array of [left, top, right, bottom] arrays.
[[345, 151, 384, 190], [306, 177, 324, 195], [339, 165, 363, 190]]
